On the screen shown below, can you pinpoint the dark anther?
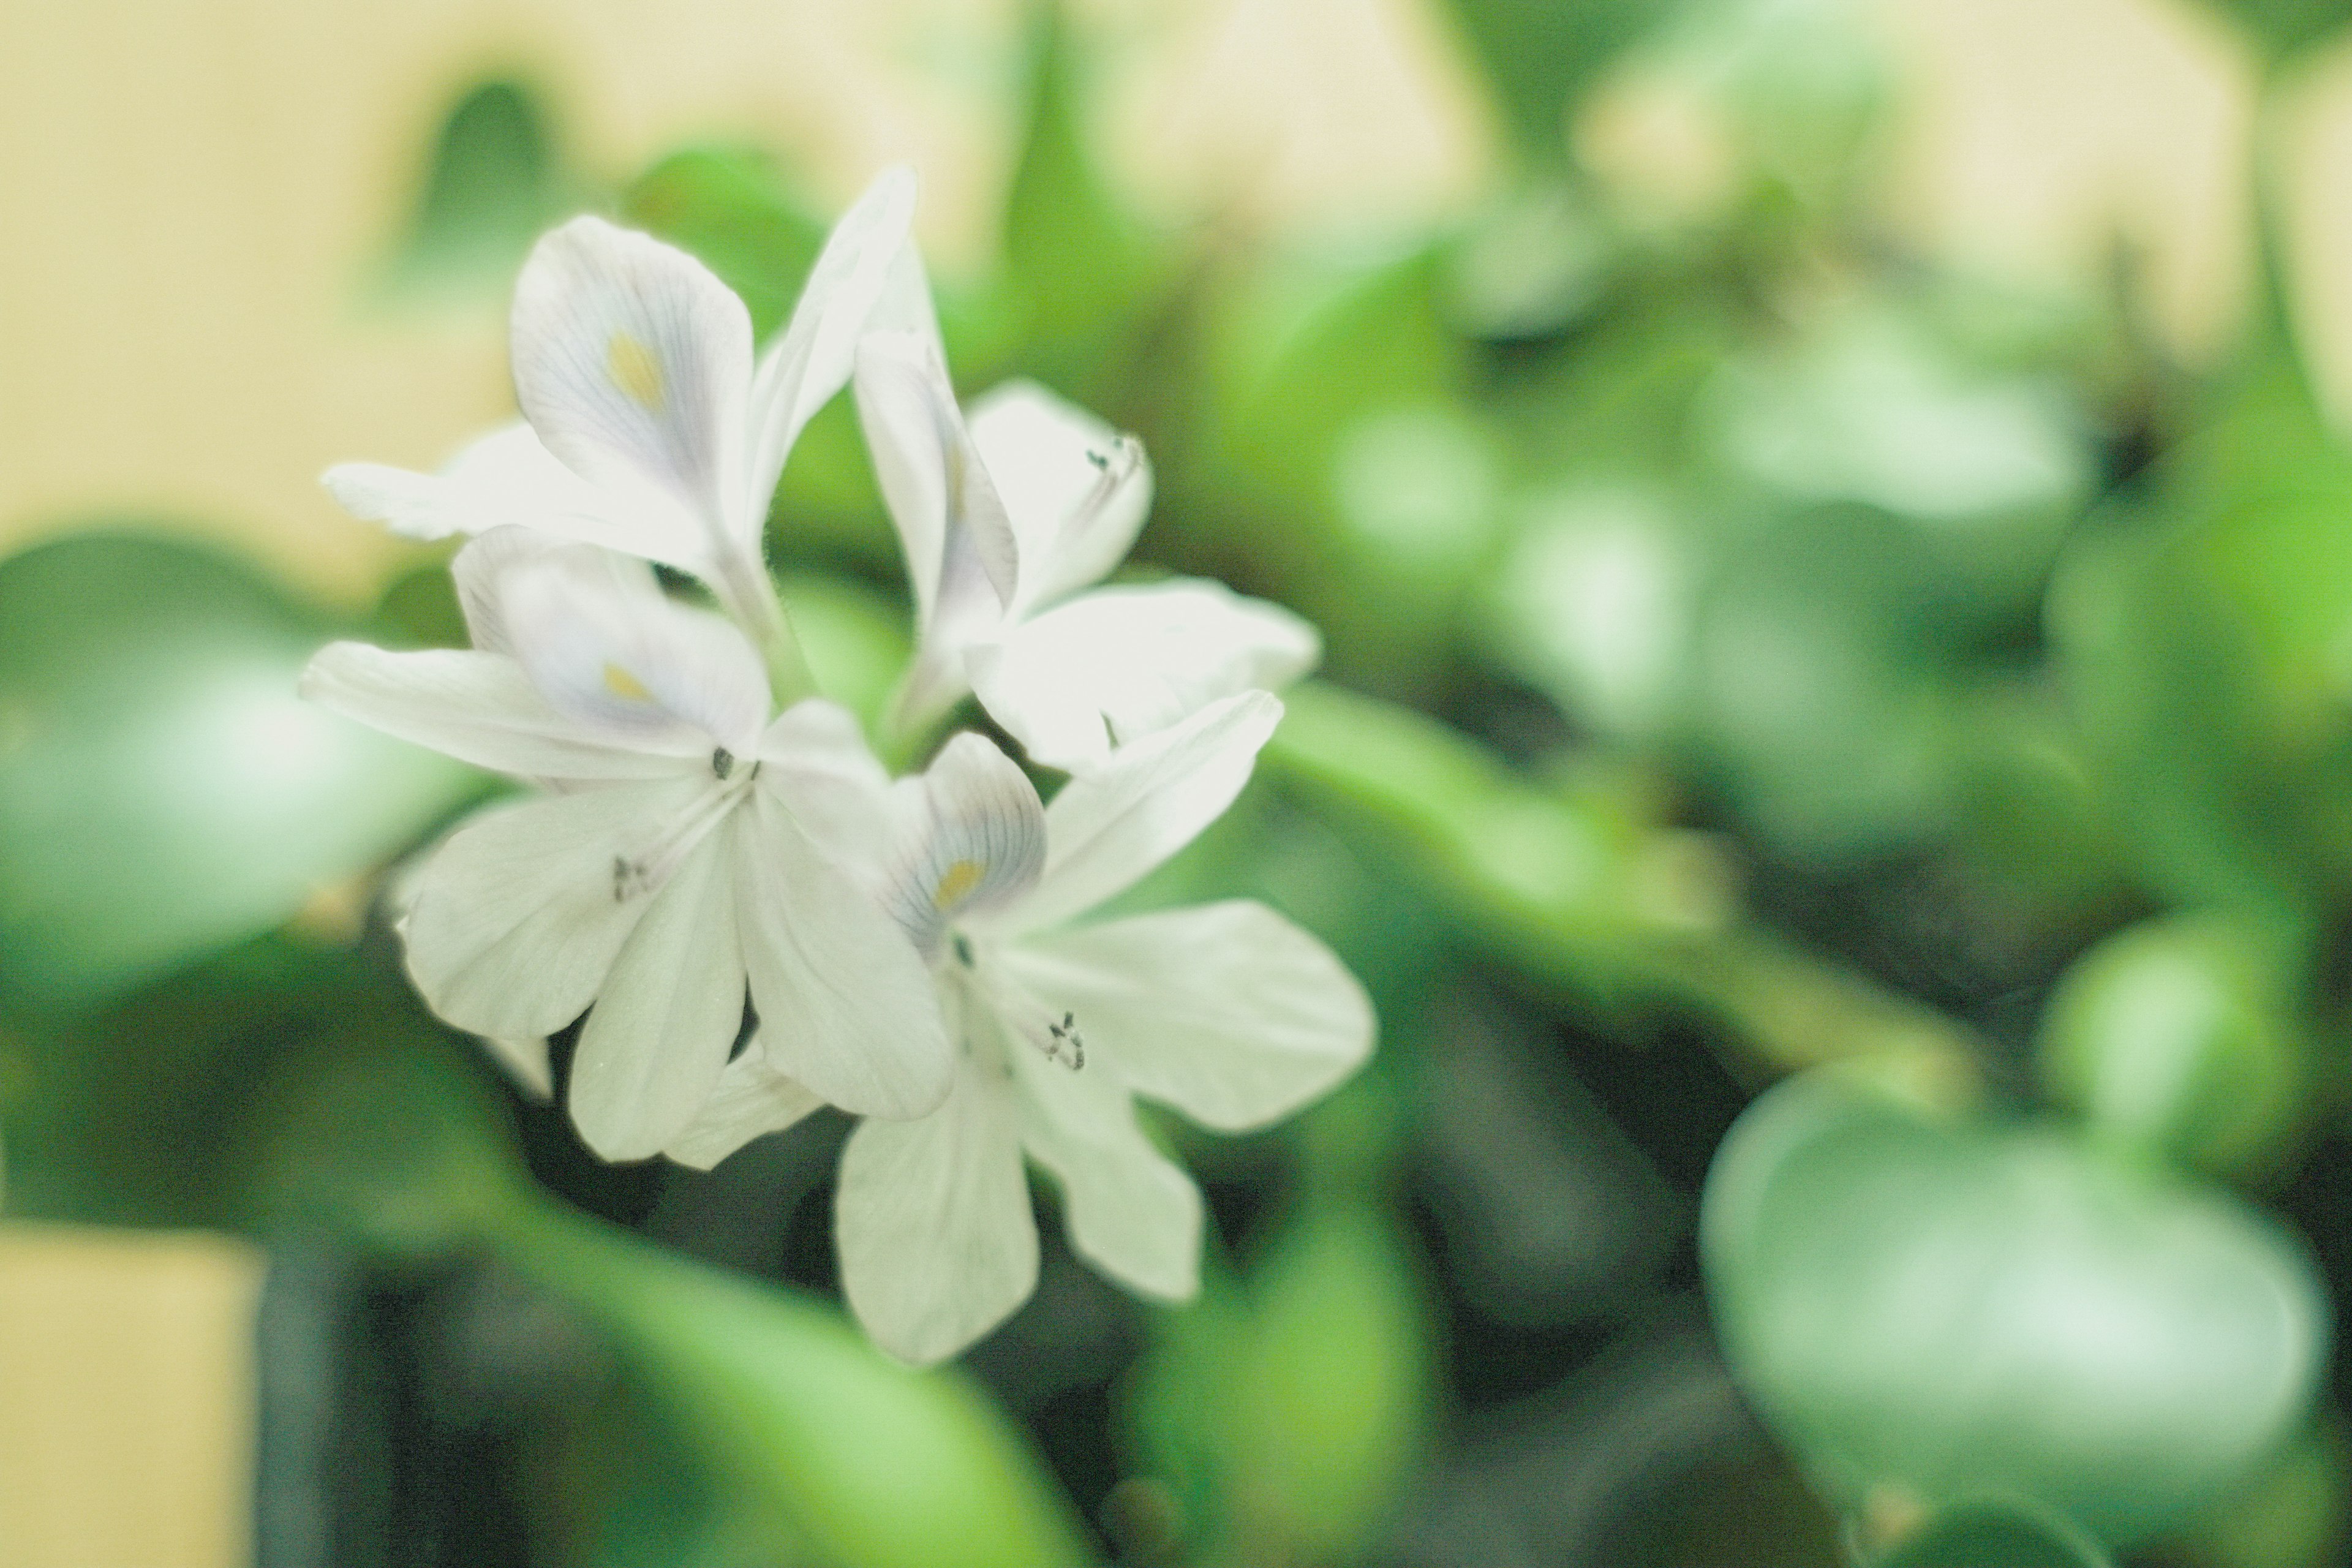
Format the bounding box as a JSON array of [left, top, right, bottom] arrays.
[[952, 933, 976, 969], [712, 747, 735, 780], [1085, 448, 1110, 470], [1045, 1010, 1085, 1070]]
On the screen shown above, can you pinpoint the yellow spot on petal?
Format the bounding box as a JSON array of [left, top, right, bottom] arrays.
[[601, 662, 652, 701], [608, 331, 666, 411], [933, 858, 986, 911]]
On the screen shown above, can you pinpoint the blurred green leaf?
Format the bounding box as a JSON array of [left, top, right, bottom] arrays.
[[2049, 361, 2352, 912], [1215, 249, 1460, 518], [4, 936, 377, 1226], [1688, 0, 1890, 205], [505, 1208, 1095, 1568], [1194, 248, 1476, 690], [2196, 0, 2352, 59], [776, 568, 912, 737], [0, 534, 478, 1009], [998, 5, 1174, 382], [384, 78, 578, 301], [1707, 306, 2090, 624], [1265, 680, 1654, 982], [1945, 679, 2139, 933], [1130, 1201, 1430, 1564], [2036, 913, 2309, 1178], [1440, 0, 1686, 155], [1487, 482, 1693, 741], [254, 1026, 1096, 1568], [1875, 1498, 2112, 1568], [624, 146, 824, 341], [1686, 507, 1961, 861], [2179, 1418, 2348, 1568], [1268, 681, 1983, 1080], [1705, 1071, 2327, 1546]]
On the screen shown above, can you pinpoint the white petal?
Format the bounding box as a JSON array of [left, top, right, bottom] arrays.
[[853, 332, 1019, 638], [663, 1038, 824, 1170], [1000, 900, 1374, 1131], [510, 216, 755, 560], [876, 733, 1046, 956], [734, 791, 954, 1118], [754, 699, 892, 867], [568, 830, 747, 1161], [479, 1035, 554, 1100], [301, 643, 685, 780], [969, 580, 1321, 771], [322, 462, 477, 543], [867, 221, 948, 346], [326, 422, 712, 570], [998, 691, 1283, 933], [401, 777, 709, 1037], [1012, 1044, 1201, 1300], [747, 164, 919, 502], [450, 524, 569, 654], [967, 380, 1152, 615], [836, 1048, 1037, 1366], [499, 546, 771, 758]]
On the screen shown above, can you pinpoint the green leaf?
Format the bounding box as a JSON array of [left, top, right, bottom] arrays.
[[1439, 0, 1689, 155], [1875, 1498, 2111, 1568], [1484, 481, 1694, 742], [1200, 249, 1471, 689], [624, 147, 824, 341], [2048, 361, 2352, 912], [4, 936, 388, 1227], [1706, 305, 2090, 624], [502, 1208, 1095, 1568], [775, 569, 912, 737], [251, 1026, 1096, 1568], [1684, 507, 1962, 863], [997, 4, 1174, 383], [1214, 249, 1460, 518], [2180, 1419, 2348, 1568], [2036, 913, 2308, 1178], [0, 534, 478, 1009], [2195, 0, 2352, 59], [1129, 1202, 1429, 1564], [1704, 1071, 2327, 1546], [383, 78, 578, 301]]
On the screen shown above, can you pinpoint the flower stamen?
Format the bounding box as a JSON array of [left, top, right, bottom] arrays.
[[1044, 1010, 1085, 1071]]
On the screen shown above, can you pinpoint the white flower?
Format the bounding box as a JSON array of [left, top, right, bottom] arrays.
[[665, 691, 1376, 1364], [323, 167, 918, 653], [854, 284, 1320, 770], [301, 532, 950, 1158]]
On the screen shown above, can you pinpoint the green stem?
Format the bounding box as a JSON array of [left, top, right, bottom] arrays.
[[1264, 680, 1984, 1087], [723, 550, 820, 709]]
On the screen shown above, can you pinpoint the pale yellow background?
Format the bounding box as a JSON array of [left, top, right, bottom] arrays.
[[0, 2, 2343, 1564], [7, 0, 2343, 608], [0, 1227, 262, 1568]]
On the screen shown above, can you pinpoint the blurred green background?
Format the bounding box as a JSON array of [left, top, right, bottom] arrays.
[[14, 1, 2352, 1565]]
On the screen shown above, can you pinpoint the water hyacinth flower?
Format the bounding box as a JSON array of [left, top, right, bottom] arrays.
[[855, 303, 1319, 771], [303, 532, 950, 1158], [323, 167, 917, 658], [666, 690, 1376, 1364]]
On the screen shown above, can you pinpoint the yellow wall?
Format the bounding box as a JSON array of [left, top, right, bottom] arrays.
[[0, 1226, 263, 1568], [0, 0, 1490, 608]]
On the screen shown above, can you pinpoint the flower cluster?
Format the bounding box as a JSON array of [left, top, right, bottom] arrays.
[[304, 168, 1374, 1363]]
